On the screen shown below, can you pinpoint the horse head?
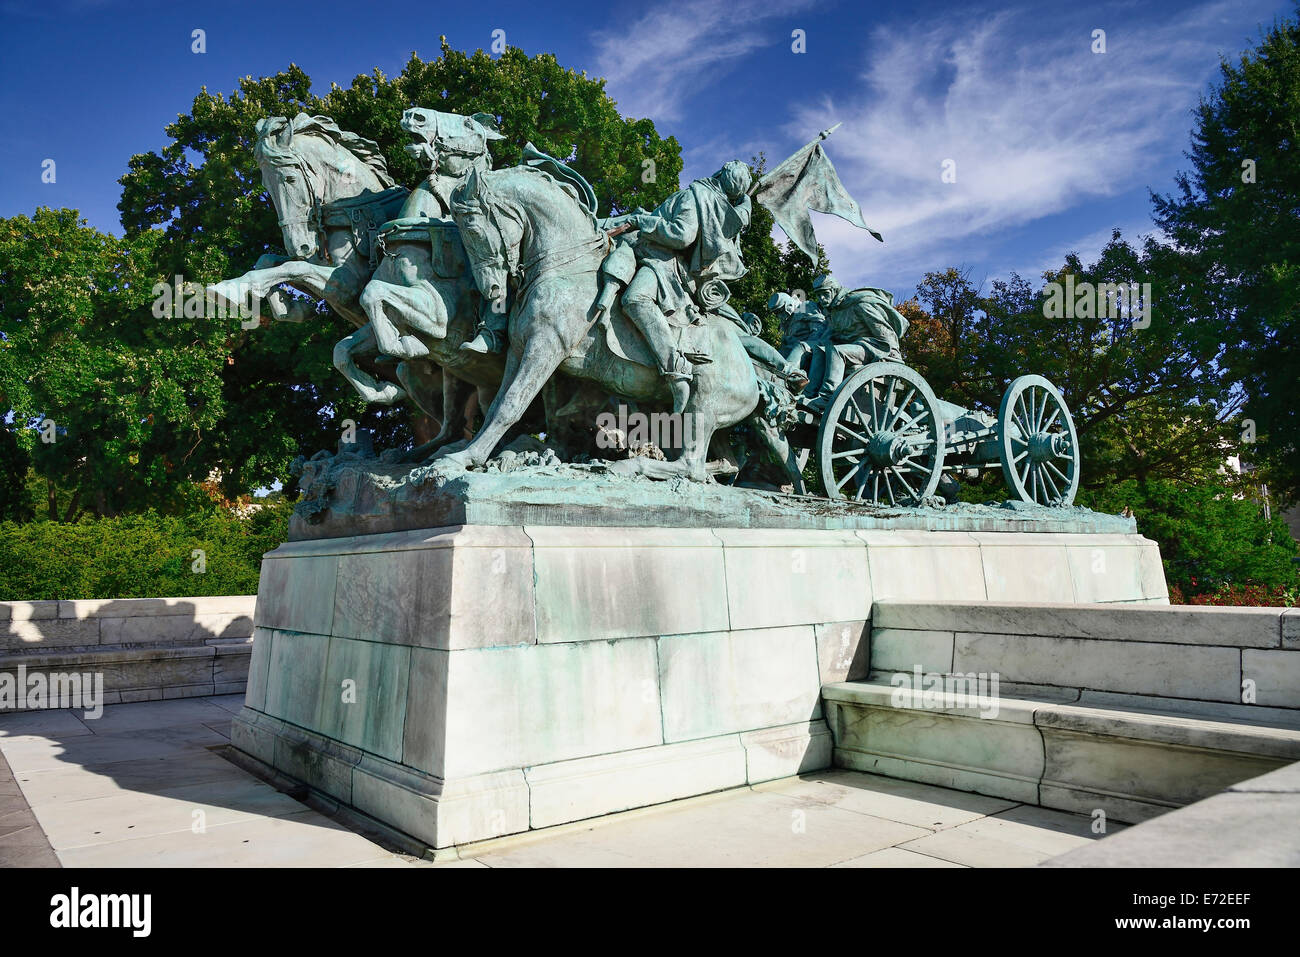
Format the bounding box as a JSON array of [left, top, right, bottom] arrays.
[[254, 113, 396, 261], [402, 108, 503, 178], [451, 167, 524, 309]]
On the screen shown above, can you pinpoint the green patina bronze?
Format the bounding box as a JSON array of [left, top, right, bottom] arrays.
[[208, 109, 1087, 525]]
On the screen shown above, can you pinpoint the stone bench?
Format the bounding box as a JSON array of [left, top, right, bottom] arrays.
[[823, 599, 1300, 824], [0, 597, 256, 709]]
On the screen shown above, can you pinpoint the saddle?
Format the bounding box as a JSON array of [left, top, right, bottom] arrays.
[[321, 187, 408, 267], [598, 305, 714, 372]]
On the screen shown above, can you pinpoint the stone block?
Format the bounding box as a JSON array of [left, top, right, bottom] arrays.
[[98, 612, 252, 647], [524, 734, 747, 828], [331, 525, 535, 649], [823, 682, 1045, 804], [869, 628, 954, 674], [406, 638, 663, 778], [1243, 649, 1300, 709], [0, 601, 58, 622], [814, 620, 870, 684], [0, 618, 100, 651], [856, 530, 986, 602], [351, 755, 529, 848], [262, 630, 329, 732], [317, 635, 410, 761], [658, 625, 822, 742], [1038, 724, 1288, 818], [1136, 541, 1169, 601], [1284, 609, 1300, 650], [954, 632, 1241, 700], [212, 644, 251, 687], [244, 628, 273, 712], [875, 600, 1284, 647], [253, 552, 338, 635], [272, 720, 363, 804], [528, 526, 728, 642], [740, 720, 833, 783], [717, 528, 871, 629], [973, 533, 1076, 602], [1065, 540, 1146, 603]]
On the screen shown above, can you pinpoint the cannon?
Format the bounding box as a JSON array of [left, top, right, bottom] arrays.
[[774, 361, 1080, 507]]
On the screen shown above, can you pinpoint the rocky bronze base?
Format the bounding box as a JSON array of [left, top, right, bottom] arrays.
[[288, 445, 1139, 542]]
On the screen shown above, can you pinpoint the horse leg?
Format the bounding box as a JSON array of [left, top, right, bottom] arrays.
[[750, 413, 807, 494], [322, 253, 373, 329], [440, 329, 565, 468], [359, 279, 440, 358], [403, 372, 476, 461], [334, 324, 403, 405], [394, 359, 443, 422]]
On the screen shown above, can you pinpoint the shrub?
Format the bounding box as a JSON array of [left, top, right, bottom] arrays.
[[0, 502, 291, 601]]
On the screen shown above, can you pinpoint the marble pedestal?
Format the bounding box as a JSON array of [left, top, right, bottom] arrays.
[[231, 523, 1166, 851]]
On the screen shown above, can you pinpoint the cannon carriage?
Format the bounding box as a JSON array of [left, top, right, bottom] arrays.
[[763, 359, 1080, 508]]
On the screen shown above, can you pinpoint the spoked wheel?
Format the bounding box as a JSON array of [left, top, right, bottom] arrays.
[[817, 362, 946, 504], [998, 375, 1079, 506]]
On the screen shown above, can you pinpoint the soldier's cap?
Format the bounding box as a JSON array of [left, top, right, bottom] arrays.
[[811, 274, 838, 291]]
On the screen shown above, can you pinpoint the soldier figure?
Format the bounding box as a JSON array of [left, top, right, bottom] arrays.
[[616, 160, 754, 414], [804, 274, 909, 412]]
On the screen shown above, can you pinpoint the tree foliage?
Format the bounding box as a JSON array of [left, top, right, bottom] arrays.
[[1151, 9, 1300, 502], [0, 209, 226, 518], [899, 232, 1241, 493]]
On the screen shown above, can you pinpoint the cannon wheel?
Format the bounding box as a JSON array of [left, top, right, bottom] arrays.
[[998, 375, 1079, 506], [817, 362, 946, 504]]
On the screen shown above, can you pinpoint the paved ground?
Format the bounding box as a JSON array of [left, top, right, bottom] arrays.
[[0, 696, 1122, 867]]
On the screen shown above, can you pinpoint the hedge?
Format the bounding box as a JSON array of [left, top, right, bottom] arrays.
[[0, 503, 292, 601]]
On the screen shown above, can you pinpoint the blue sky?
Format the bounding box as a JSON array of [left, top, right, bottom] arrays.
[[0, 0, 1292, 300]]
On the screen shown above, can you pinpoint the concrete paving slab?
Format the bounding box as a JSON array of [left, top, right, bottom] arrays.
[[898, 828, 1059, 867], [34, 776, 312, 850], [467, 790, 931, 868], [0, 726, 227, 773], [756, 769, 1019, 830], [831, 846, 968, 867], [57, 809, 395, 868], [13, 748, 246, 805], [0, 709, 93, 738], [75, 698, 234, 735], [955, 804, 1116, 856], [207, 694, 248, 716]]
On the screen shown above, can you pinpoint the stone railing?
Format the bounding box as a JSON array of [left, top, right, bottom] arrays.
[[1, 596, 256, 708]]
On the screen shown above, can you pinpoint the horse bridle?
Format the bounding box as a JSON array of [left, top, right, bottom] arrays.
[[273, 157, 326, 259]]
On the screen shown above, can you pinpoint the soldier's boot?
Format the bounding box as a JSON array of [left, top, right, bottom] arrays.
[[460, 310, 509, 355], [625, 297, 696, 415]]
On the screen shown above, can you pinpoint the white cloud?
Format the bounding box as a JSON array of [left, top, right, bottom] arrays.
[[590, 0, 819, 123], [781, 0, 1276, 291]]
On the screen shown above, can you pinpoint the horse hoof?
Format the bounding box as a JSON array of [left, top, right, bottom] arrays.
[[432, 449, 473, 470]]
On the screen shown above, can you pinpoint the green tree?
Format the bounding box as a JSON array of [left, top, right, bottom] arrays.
[[0, 209, 226, 519], [1151, 8, 1300, 503], [0, 425, 31, 522], [901, 233, 1239, 494], [1078, 478, 1299, 595]]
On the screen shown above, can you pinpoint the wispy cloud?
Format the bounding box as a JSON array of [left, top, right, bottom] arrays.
[[782, 0, 1275, 291], [590, 0, 819, 123]]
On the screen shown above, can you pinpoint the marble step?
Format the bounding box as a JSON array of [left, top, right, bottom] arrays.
[[822, 680, 1300, 824]]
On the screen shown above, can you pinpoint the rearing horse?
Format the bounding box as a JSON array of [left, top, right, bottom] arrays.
[[446, 161, 763, 481], [207, 113, 412, 400]]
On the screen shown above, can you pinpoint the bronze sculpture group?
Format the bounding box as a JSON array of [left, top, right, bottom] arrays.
[[209, 109, 1081, 507]]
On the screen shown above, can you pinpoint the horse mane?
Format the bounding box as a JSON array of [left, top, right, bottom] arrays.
[[254, 113, 396, 188]]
